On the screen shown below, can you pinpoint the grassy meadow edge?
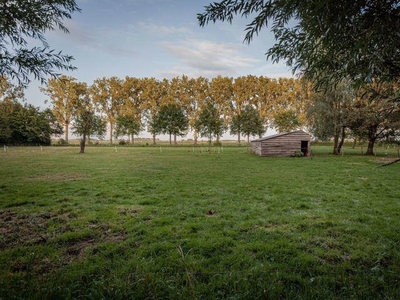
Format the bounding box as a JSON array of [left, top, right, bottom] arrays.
[[0, 145, 399, 299]]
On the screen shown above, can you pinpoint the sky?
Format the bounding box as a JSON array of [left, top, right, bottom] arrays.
[[25, 0, 293, 139]]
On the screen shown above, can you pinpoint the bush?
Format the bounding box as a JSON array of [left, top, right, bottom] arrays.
[[213, 141, 222, 147], [292, 150, 304, 157], [119, 139, 127, 146], [56, 138, 68, 145]]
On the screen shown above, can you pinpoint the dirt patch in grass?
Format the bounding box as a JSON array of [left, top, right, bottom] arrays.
[[64, 228, 128, 259], [205, 209, 217, 216], [64, 237, 96, 259], [0, 210, 127, 252], [2, 209, 128, 276], [29, 172, 90, 182], [117, 207, 139, 216], [346, 162, 366, 166], [0, 209, 54, 249]]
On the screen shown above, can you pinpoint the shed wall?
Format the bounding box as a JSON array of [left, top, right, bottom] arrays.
[[251, 141, 262, 156], [252, 131, 311, 157]]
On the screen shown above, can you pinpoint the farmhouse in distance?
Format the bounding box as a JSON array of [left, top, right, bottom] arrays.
[[251, 130, 311, 157]]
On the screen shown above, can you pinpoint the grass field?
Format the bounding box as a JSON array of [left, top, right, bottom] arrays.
[[0, 145, 399, 299]]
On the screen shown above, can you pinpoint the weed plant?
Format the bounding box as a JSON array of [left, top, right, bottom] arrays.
[[0, 145, 399, 299]]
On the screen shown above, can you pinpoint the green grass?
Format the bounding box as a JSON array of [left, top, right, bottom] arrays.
[[0, 145, 399, 299]]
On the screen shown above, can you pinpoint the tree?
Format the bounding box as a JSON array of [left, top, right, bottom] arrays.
[[251, 76, 277, 137], [230, 76, 255, 144], [1, 0, 80, 86], [152, 103, 188, 145], [238, 105, 265, 143], [42, 108, 63, 139], [72, 110, 106, 153], [0, 99, 13, 143], [119, 76, 144, 144], [0, 76, 24, 102], [348, 83, 400, 155], [72, 95, 106, 153], [208, 76, 232, 143], [114, 114, 142, 144], [231, 105, 265, 144], [190, 77, 210, 144], [307, 81, 355, 154], [195, 102, 226, 146], [0, 99, 59, 145], [272, 110, 300, 133], [169, 75, 207, 145], [41, 76, 87, 143], [91, 77, 124, 144], [0, 76, 24, 142], [1, 75, 59, 145], [198, 1, 400, 92], [142, 78, 169, 144]]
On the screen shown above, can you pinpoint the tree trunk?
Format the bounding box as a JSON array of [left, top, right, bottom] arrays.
[[64, 122, 69, 143], [80, 134, 86, 153], [352, 138, 357, 149], [153, 133, 156, 145], [174, 134, 177, 145], [365, 124, 378, 155], [237, 131, 241, 145], [131, 134, 134, 145], [193, 130, 198, 145], [337, 126, 346, 154], [333, 131, 340, 155], [366, 139, 376, 155], [109, 121, 113, 144]]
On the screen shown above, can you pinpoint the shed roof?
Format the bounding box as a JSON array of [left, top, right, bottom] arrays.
[[251, 130, 310, 142]]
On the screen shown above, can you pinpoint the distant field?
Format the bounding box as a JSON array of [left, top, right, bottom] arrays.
[[0, 145, 399, 299]]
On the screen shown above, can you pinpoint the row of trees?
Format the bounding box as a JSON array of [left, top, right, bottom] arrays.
[[1, 73, 399, 155], [41, 73, 400, 155], [41, 75, 311, 147]]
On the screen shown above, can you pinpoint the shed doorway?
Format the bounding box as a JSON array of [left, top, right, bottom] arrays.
[[301, 141, 309, 156]]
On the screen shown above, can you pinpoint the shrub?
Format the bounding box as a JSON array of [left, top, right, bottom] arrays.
[[292, 150, 304, 157], [56, 138, 68, 145], [213, 141, 222, 147]]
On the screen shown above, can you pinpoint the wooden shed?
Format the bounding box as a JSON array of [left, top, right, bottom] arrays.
[[251, 130, 311, 157]]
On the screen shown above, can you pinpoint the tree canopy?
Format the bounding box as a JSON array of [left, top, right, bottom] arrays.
[[0, 0, 80, 86], [41, 76, 87, 143], [0, 99, 61, 145], [198, 0, 400, 90], [152, 103, 189, 145], [195, 102, 226, 145]]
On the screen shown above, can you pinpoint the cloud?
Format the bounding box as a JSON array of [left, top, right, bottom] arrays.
[[49, 19, 138, 57], [161, 39, 260, 77], [156, 67, 220, 80], [138, 22, 192, 36], [251, 62, 294, 78], [59, 19, 97, 44]]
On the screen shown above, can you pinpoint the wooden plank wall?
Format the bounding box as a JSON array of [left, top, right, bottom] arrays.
[[251, 141, 262, 156], [252, 131, 310, 157]]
